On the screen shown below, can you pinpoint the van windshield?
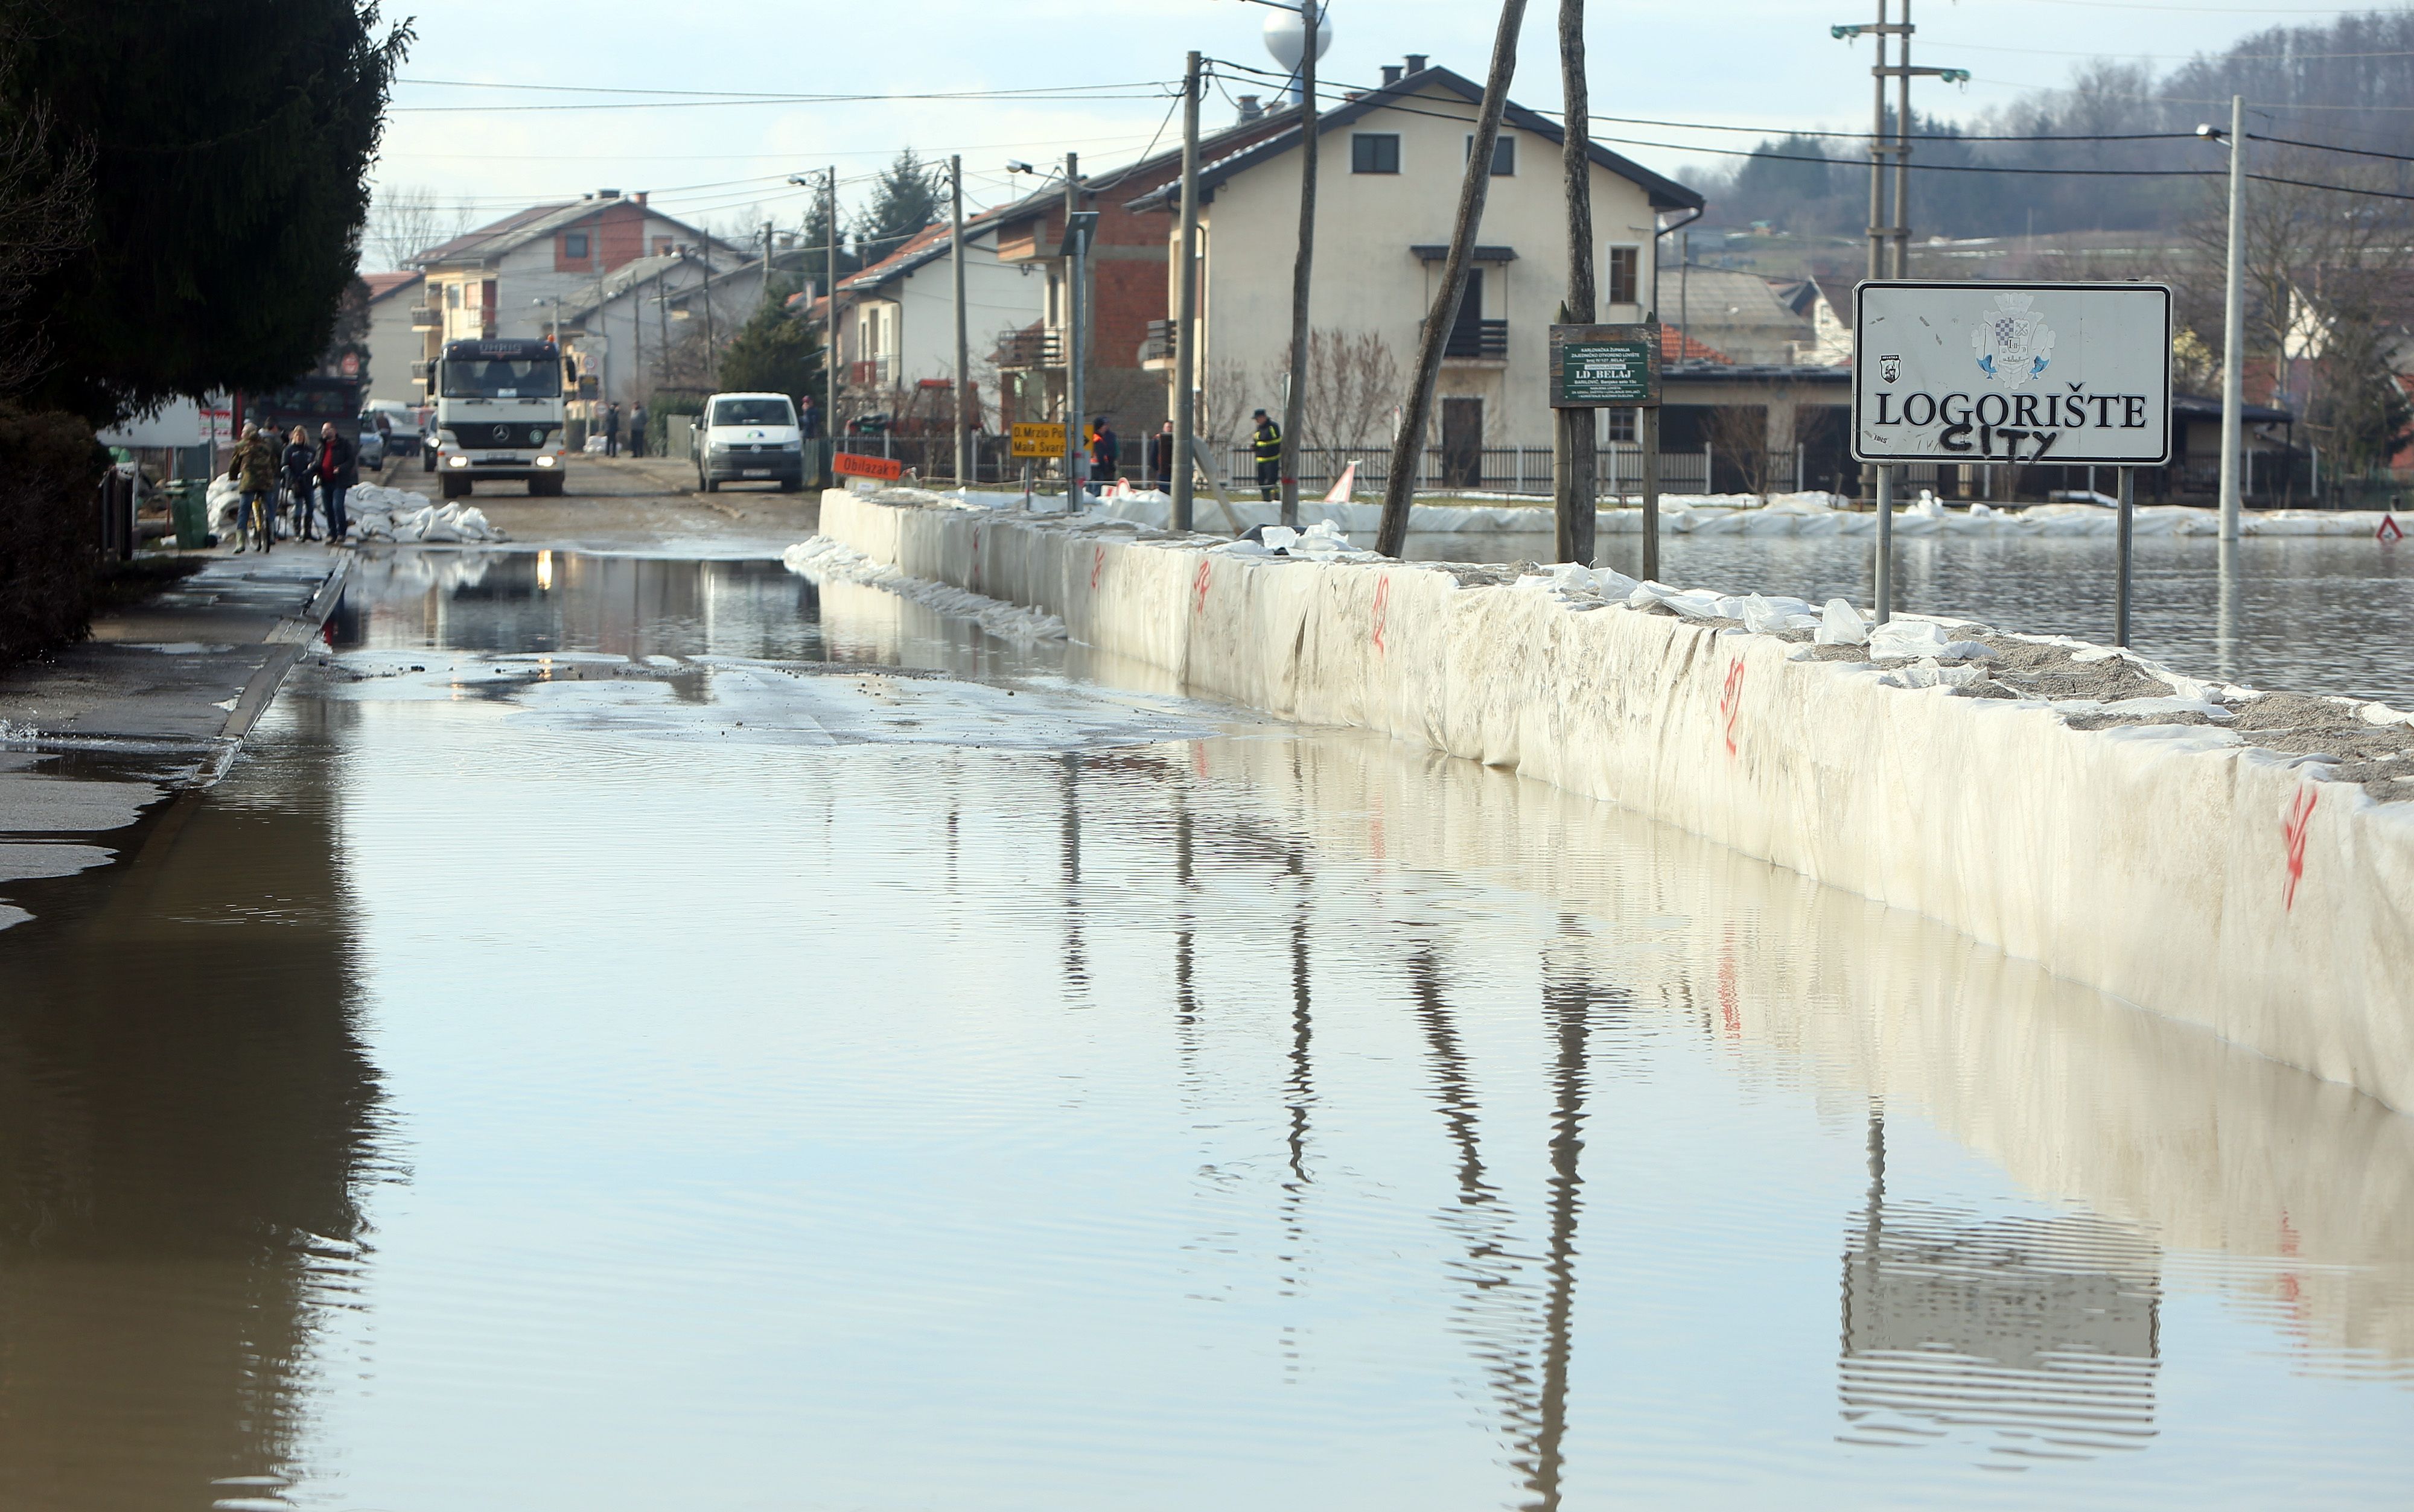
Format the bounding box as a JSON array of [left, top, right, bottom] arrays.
[[442, 360, 562, 399], [710, 398, 795, 427]]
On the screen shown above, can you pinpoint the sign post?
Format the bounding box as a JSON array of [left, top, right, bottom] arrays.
[[1011, 422, 1066, 512], [1853, 281, 2171, 631], [1551, 322, 1661, 579]]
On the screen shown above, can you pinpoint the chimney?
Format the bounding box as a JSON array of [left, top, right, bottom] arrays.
[[1380, 64, 1403, 86], [598, 188, 621, 199], [1235, 94, 1262, 124], [634, 191, 648, 206], [1404, 53, 1428, 74]]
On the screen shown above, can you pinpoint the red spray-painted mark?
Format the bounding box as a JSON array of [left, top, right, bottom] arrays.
[[1371, 577, 1391, 655], [1089, 543, 1105, 589], [1718, 658, 1747, 757], [1191, 739, 1208, 778], [2282, 785, 2317, 910], [1191, 557, 1212, 617], [969, 526, 984, 594], [1716, 935, 1742, 1038]]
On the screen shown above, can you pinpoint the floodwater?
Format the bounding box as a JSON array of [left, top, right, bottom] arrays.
[[1, 548, 2408, 1510], [1410, 528, 2414, 708]]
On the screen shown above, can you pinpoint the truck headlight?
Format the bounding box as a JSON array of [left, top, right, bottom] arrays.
[[447, 455, 468, 468], [535, 455, 556, 468]]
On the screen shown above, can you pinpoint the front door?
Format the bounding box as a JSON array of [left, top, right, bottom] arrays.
[[1441, 397, 1483, 489]]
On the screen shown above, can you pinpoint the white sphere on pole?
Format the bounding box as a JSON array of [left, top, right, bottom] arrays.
[[1261, 6, 1333, 72]]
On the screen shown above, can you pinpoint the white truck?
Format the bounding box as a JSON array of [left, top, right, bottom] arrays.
[[429, 338, 574, 498]]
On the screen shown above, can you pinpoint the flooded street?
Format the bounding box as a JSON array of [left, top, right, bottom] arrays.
[[2, 549, 2408, 1509]]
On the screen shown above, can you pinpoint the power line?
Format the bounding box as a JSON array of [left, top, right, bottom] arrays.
[[395, 76, 1172, 101], [2247, 130, 2414, 163]]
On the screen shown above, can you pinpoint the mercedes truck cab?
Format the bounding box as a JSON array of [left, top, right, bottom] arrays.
[[431, 338, 574, 498]]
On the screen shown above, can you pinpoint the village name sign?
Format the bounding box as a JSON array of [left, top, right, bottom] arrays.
[[1852, 281, 2173, 466]]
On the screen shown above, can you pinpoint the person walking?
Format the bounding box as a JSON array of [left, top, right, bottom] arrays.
[[281, 425, 317, 541], [629, 402, 648, 459], [314, 421, 357, 542], [604, 401, 622, 457], [1251, 408, 1282, 502], [229, 421, 276, 553], [1088, 415, 1119, 487], [1148, 420, 1174, 492]]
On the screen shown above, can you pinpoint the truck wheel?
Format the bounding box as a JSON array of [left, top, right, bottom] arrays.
[[421, 448, 436, 472], [531, 473, 564, 497], [779, 477, 801, 492], [439, 474, 469, 499], [702, 475, 720, 493]]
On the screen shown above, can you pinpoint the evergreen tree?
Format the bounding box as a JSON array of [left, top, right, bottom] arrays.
[[2, 0, 408, 422], [856, 148, 943, 265], [797, 176, 859, 298], [717, 279, 825, 399]]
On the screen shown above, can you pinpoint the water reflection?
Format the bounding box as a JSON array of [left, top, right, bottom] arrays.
[[0, 704, 378, 1508]]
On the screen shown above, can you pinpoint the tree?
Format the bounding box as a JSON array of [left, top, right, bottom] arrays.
[[4, 0, 409, 423], [0, 39, 92, 401], [798, 175, 858, 297], [716, 278, 824, 398], [365, 183, 467, 273], [856, 148, 941, 265]]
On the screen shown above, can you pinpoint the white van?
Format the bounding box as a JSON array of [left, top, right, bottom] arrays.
[[692, 392, 804, 492]]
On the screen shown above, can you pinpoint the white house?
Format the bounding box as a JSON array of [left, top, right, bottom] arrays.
[[1133, 56, 1704, 480], [557, 250, 774, 408], [360, 270, 425, 407], [803, 214, 1040, 426]]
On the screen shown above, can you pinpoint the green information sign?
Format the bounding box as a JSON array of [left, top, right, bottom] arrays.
[[1549, 322, 1660, 408]]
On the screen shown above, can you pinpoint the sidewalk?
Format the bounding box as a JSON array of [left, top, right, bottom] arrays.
[[0, 545, 349, 927]]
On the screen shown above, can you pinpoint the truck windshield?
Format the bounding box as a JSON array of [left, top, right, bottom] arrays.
[[709, 398, 794, 427], [442, 360, 562, 399]]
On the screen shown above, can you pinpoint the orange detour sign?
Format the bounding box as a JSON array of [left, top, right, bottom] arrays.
[[833, 451, 904, 481]]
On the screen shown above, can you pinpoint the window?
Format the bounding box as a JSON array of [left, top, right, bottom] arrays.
[[1465, 133, 1514, 175], [653, 237, 673, 257], [445, 284, 460, 308], [1607, 246, 1639, 306], [710, 397, 795, 427], [439, 358, 562, 400], [1605, 409, 1637, 443], [1351, 133, 1401, 174], [564, 230, 590, 260]]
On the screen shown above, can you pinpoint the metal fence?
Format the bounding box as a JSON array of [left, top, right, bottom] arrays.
[[1217, 444, 1715, 498]]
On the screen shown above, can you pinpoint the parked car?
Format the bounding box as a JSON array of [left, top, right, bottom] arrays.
[[355, 419, 386, 470], [693, 392, 804, 492], [365, 399, 427, 463]]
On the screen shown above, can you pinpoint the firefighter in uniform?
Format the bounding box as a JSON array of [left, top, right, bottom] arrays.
[[1251, 408, 1282, 501]]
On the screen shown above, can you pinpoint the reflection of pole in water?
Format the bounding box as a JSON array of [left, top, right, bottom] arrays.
[[1284, 844, 1313, 1189], [2215, 536, 2239, 683], [1058, 752, 1086, 994], [1522, 923, 1608, 1512], [1172, 780, 1200, 1042]]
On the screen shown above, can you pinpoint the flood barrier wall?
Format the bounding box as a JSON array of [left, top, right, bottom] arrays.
[[820, 488, 2414, 1111]]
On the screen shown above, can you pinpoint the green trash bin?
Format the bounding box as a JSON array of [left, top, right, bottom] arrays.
[[166, 480, 210, 548]]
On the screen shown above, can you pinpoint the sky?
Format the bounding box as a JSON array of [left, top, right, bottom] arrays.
[[368, 0, 2388, 264]]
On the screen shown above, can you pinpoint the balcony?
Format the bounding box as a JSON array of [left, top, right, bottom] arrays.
[[1442, 319, 1509, 361], [1139, 319, 1175, 366], [993, 326, 1063, 369], [409, 304, 439, 329]]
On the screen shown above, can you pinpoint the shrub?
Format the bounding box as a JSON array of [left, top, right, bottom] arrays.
[[0, 404, 106, 669]]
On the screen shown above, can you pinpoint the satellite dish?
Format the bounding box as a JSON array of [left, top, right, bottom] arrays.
[[1262, 6, 1333, 73]]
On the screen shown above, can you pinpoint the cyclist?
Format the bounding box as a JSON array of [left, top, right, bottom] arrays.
[[228, 422, 278, 553]]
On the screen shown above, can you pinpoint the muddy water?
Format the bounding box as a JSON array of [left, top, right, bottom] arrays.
[[0, 550, 2407, 1510]]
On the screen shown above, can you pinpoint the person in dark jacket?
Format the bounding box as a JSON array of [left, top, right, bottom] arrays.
[[1088, 415, 1118, 484], [798, 393, 821, 439], [604, 401, 622, 457], [1251, 408, 1282, 501], [281, 426, 317, 540], [315, 421, 357, 541], [629, 403, 648, 458], [1148, 421, 1174, 491]]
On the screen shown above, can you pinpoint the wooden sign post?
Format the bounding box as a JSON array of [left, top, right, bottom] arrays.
[[1550, 322, 1662, 581]]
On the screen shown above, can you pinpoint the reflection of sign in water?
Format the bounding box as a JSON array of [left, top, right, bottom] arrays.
[[1550, 323, 1660, 408], [1839, 1198, 2162, 1458]]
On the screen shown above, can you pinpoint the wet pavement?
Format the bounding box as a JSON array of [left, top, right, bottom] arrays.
[[0, 550, 2406, 1509]]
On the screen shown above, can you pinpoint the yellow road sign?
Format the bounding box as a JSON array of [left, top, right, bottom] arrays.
[[1010, 421, 1067, 459]]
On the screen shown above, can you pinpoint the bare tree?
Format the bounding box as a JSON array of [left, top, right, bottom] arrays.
[[1194, 356, 1255, 487], [367, 183, 469, 272], [0, 94, 94, 401], [1281, 328, 1404, 453], [1706, 403, 1782, 498]]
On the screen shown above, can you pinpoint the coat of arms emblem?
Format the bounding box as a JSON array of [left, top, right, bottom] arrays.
[[1972, 293, 2054, 387], [1878, 354, 1900, 384]]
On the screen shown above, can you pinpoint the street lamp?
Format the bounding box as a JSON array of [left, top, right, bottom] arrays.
[[2196, 99, 2246, 542]]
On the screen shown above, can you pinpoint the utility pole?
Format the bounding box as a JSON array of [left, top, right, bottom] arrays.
[[951, 153, 970, 488], [826, 167, 839, 444], [1377, 0, 1530, 559], [1865, 0, 1889, 282], [760, 220, 774, 307], [1553, 0, 1596, 567], [1894, 0, 1911, 276], [1064, 150, 1088, 501], [1280, 0, 1321, 529], [2217, 95, 2246, 541], [700, 251, 716, 387], [1173, 50, 1204, 533]]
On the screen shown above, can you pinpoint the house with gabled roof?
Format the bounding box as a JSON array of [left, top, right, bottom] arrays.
[[1126, 53, 1704, 482], [406, 191, 747, 402], [360, 270, 424, 406]]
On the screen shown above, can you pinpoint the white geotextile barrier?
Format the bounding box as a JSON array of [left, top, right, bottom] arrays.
[[817, 486, 2414, 1111], [1074, 489, 2404, 539]]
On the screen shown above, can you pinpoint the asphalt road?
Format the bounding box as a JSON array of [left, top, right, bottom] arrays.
[[372, 450, 821, 556]]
